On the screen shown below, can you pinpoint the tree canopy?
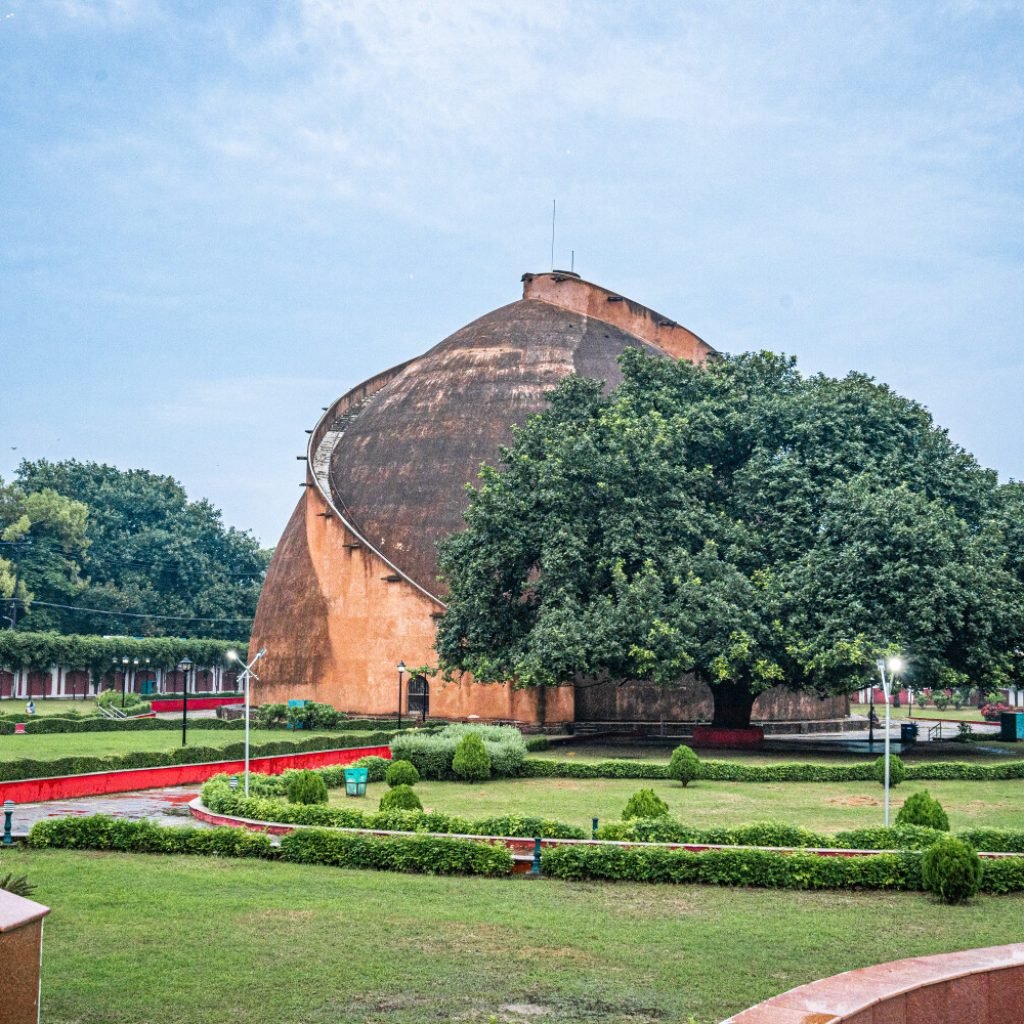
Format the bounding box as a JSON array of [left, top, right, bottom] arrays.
[[435, 349, 1023, 728], [0, 460, 269, 639]]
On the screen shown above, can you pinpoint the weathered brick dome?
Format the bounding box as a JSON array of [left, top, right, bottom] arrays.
[[251, 272, 846, 727], [326, 273, 715, 596]]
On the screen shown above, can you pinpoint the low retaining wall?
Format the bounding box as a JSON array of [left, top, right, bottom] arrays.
[[149, 697, 245, 712], [186, 802, 1019, 861], [0, 746, 391, 803], [723, 942, 1024, 1023]]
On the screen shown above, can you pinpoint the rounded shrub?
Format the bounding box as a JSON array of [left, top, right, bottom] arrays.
[[921, 836, 982, 904], [622, 788, 670, 820], [285, 770, 329, 805], [385, 759, 420, 788], [895, 790, 950, 831], [666, 744, 701, 787], [379, 784, 423, 813], [452, 733, 491, 782], [872, 754, 906, 787]]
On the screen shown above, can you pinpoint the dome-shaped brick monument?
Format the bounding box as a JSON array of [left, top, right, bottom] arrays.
[[251, 272, 847, 727]]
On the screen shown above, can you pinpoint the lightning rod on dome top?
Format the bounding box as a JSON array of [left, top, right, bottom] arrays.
[[550, 199, 556, 271], [571, 250, 574, 273]]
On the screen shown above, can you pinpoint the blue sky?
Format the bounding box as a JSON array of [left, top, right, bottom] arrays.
[[2, 1, 1022, 545]]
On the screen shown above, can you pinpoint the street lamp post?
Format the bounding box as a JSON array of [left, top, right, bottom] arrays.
[[396, 661, 406, 730], [877, 655, 905, 826], [227, 647, 267, 797], [868, 684, 876, 747], [178, 658, 192, 747]]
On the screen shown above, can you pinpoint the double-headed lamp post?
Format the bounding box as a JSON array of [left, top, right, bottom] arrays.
[[877, 655, 905, 826], [227, 647, 267, 797], [396, 661, 406, 730]]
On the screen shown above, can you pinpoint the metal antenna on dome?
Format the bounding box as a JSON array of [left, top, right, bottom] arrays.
[[571, 250, 574, 273], [550, 199, 556, 271]]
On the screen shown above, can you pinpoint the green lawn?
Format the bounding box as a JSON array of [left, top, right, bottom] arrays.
[[334, 775, 1024, 834], [6, 848, 1024, 1024], [0, 698, 99, 717], [887, 705, 992, 722], [0, 729, 381, 760]]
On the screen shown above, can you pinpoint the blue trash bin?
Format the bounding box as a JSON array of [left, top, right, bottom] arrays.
[[344, 767, 368, 797]]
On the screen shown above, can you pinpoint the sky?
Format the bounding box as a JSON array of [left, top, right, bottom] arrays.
[[2, 0, 1022, 546]]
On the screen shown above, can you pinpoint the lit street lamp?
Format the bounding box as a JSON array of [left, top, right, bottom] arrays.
[[877, 655, 905, 826], [396, 660, 406, 730], [227, 647, 267, 797]]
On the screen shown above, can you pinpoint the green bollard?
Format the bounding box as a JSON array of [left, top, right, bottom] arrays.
[[592, 817, 599, 839], [530, 837, 541, 875]]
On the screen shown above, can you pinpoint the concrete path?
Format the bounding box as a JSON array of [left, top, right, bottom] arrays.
[[8, 785, 204, 836]]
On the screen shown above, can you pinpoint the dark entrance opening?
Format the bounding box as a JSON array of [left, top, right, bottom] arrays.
[[407, 675, 429, 720]]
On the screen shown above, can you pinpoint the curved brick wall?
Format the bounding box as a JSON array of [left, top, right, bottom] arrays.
[[723, 943, 1024, 1024]]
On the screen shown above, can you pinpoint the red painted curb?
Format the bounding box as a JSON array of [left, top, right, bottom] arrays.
[[0, 746, 391, 803], [149, 697, 245, 712]]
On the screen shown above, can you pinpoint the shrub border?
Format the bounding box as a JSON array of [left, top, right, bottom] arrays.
[[188, 799, 1024, 863], [521, 756, 1024, 783]]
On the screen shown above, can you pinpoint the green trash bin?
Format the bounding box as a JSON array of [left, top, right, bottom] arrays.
[[344, 767, 368, 797], [1000, 712, 1024, 741]]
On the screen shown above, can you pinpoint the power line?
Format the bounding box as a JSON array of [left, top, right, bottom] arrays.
[[10, 598, 253, 624]]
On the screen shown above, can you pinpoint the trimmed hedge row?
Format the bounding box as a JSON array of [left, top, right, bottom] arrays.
[[0, 717, 248, 735], [600, 818, 1024, 855], [522, 757, 1024, 783], [0, 733, 396, 782], [279, 828, 513, 877], [520, 759, 668, 780], [834, 825, 1024, 855], [0, 715, 406, 736], [201, 778, 587, 839], [25, 815, 510, 877], [540, 843, 1024, 893], [596, 819, 832, 848], [28, 815, 273, 858]]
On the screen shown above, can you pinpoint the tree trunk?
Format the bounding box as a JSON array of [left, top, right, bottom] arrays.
[[536, 681, 547, 725], [710, 679, 756, 729]]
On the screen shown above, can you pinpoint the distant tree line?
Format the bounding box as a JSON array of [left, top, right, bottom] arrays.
[[0, 459, 269, 639], [0, 631, 244, 682]]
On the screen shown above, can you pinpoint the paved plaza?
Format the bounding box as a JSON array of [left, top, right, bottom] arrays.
[[8, 786, 202, 837]]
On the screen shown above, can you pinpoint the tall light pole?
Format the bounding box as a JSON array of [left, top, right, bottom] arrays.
[[877, 655, 905, 826], [178, 658, 192, 747], [227, 647, 266, 797], [396, 660, 406, 730]]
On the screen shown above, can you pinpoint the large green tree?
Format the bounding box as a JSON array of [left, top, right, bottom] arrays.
[[0, 483, 90, 627], [2, 460, 269, 639], [435, 349, 1023, 728]]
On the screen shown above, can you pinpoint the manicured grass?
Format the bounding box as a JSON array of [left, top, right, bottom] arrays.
[[335, 775, 1024, 834], [7, 847, 1024, 1024], [0, 698, 99, 717], [0, 728, 380, 760], [887, 705, 989, 722]]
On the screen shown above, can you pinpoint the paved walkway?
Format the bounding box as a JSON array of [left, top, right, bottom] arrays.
[[8, 785, 204, 836]]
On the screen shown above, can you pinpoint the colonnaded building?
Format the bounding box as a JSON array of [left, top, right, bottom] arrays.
[[251, 271, 847, 729]]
